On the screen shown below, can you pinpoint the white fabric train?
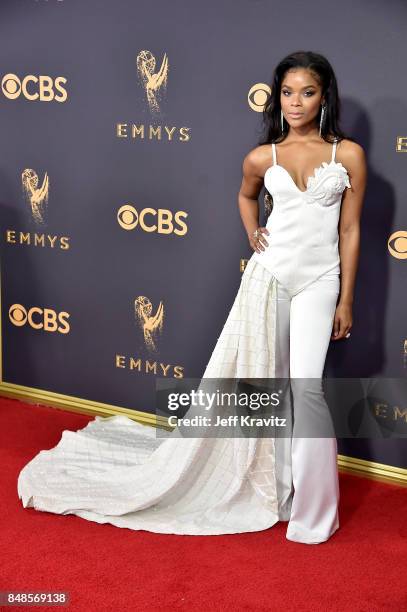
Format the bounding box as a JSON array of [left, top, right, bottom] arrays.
[[17, 258, 282, 536]]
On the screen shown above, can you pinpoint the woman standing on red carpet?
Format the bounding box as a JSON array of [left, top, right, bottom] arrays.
[[18, 50, 367, 544]]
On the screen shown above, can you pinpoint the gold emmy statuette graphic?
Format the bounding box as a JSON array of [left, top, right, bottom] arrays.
[[136, 50, 169, 113], [134, 295, 164, 351], [21, 168, 49, 224]]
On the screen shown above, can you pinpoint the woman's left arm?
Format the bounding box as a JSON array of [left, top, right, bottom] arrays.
[[332, 141, 368, 340]]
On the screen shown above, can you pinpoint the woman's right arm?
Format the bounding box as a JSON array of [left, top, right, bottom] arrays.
[[237, 148, 269, 253]]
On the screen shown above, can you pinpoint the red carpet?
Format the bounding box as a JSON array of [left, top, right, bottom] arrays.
[[1, 397, 406, 612]]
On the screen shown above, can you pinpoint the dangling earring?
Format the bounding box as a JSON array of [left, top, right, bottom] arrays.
[[319, 103, 326, 137], [280, 109, 284, 134]]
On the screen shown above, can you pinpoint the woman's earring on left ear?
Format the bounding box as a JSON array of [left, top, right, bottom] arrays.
[[319, 104, 326, 137], [280, 109, 284, 134]]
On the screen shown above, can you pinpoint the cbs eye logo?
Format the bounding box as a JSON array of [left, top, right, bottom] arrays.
[[117, 205, 188, 235], [1, 73, 68, 102], [388, 231, 407, 259], [248, 83, 271, 112], [9, 304, 70, 333]]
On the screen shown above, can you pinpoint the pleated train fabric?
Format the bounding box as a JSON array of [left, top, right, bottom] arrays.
[[17, 256, 285, 535]]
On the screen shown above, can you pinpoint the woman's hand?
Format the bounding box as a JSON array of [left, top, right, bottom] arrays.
[[331, 301, 353, 340], [249, 227, 270, 253]]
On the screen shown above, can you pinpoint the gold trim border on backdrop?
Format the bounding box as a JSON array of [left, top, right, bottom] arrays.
[[1, 382, 406, 488]]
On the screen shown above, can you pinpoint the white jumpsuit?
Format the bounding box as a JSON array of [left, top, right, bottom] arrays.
[[251, 138, 352, 542], [17, 139, 351, 544]]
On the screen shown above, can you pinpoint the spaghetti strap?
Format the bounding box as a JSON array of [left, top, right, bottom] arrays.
[[272, 143, 277, 165], [331, 138, 338, 162]]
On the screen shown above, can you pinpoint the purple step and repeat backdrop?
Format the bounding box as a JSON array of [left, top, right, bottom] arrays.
[[0, 0, 406, 469]]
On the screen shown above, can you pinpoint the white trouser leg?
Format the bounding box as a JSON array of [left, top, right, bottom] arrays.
[[274, 272, 340, 544], [273, 280, 293, 521]]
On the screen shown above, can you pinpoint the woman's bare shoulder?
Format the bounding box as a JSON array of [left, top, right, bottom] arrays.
[[337, 138, 367, 185], [242, 144, 272, 178], [337, 138, 366, 164]]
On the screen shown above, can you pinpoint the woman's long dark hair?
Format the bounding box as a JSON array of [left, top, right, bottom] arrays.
[[258, 50, 355, 220]]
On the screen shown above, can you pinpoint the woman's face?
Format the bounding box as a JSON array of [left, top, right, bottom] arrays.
[[280, 68, 324, 129]]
